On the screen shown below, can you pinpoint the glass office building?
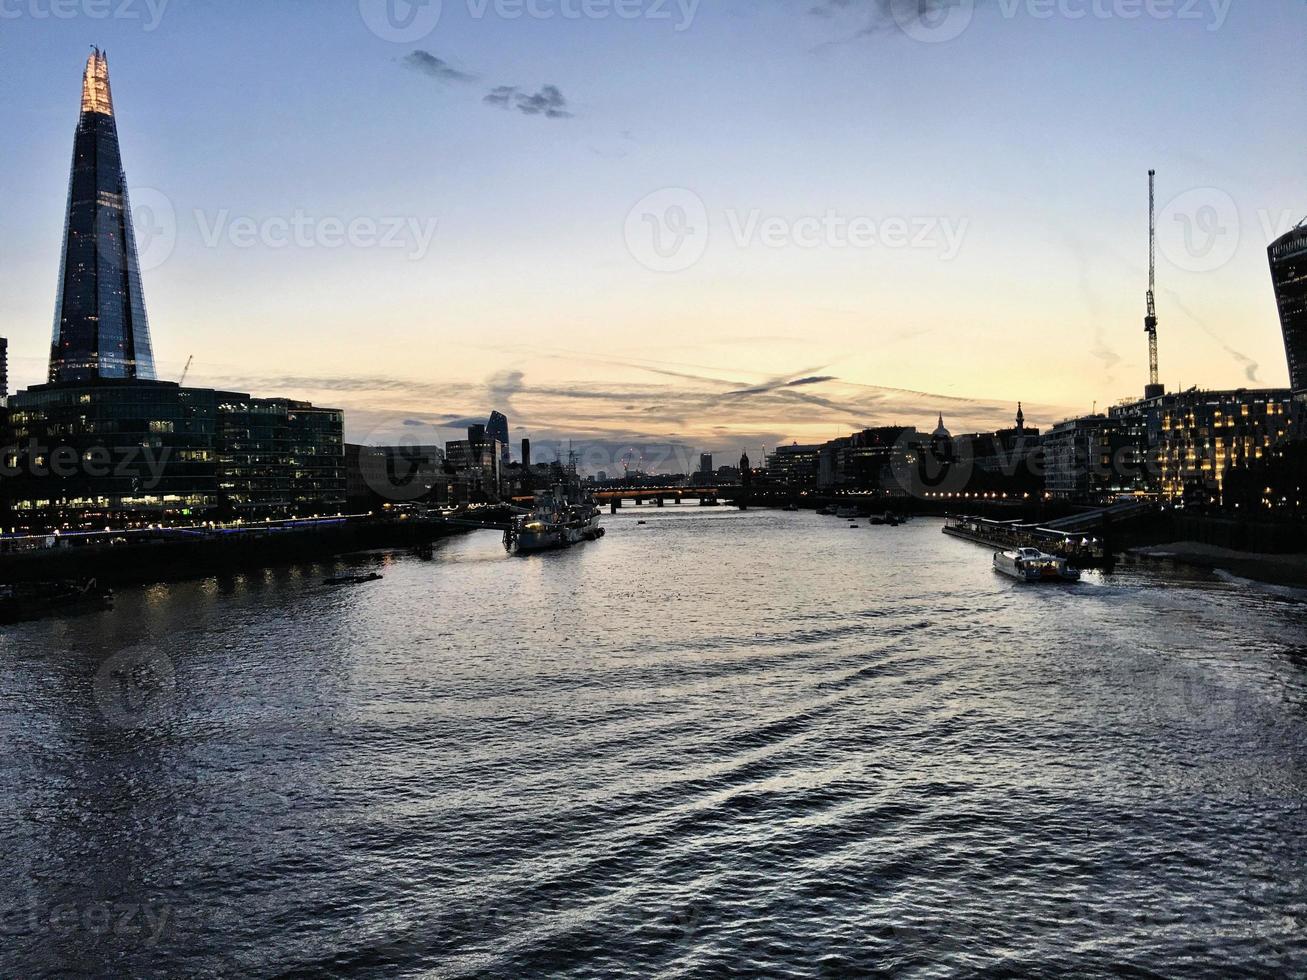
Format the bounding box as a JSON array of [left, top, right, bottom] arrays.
[[487, 411, 511, 465], [4, 382, 344, 529], [1269, 222, 1307, 394], [49, 50, 157, 384]]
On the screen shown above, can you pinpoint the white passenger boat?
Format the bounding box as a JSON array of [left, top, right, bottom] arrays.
[[993, 547, 1081, 583]]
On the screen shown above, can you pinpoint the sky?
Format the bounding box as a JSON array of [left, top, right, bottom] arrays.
[[1, 0, 1304, 470]]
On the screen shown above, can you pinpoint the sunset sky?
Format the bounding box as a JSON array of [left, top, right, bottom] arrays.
[[1, 0, 1304, 467]]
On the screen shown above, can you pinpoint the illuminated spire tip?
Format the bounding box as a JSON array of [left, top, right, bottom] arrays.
[[81, 47, 113, 117]]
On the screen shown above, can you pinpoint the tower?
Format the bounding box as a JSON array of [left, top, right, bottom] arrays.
[[1269, 220, 1307, 393], [49, 50, 157, 385], [1015, 402, 1025, 433], [0, 337, 7, 404], [487, 411, 511, 465]]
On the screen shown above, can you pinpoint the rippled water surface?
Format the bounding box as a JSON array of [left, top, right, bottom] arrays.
[[2, 510, 1306, 977]]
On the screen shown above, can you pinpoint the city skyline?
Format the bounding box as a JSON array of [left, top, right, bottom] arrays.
[[1, 3, 1304, 455]]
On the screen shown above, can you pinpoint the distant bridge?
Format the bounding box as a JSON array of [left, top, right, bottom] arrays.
[[592, 486, 743, 508]]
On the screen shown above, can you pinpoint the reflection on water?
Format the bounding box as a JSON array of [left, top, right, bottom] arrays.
[[2, 511, 1305, 976]]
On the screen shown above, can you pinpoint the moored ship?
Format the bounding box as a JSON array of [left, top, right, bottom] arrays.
[[505, 485, 604, 555]]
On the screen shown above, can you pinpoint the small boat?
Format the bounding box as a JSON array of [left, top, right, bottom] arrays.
[[993, 548, 1081, 583], [782, 503, 800, 512], [324, 573, 383, 586], [835, 505, 859, 519], [816, 506, 834, 516], [0, 579, 113, 623]]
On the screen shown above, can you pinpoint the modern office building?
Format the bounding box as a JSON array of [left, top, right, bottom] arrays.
[[1042, 415, 1144, 501], [4, 382, 344, 528], [817, 427, 917, 489], [1152, 388, 1292, 503], [1105, 387, 1294, 504], [49, 50, 156, 385], [445, 426, 502, 501], [0, 337, 8, 405], [1269, 220, 1307, 393], [1, 54, 345, 531], [345, 443, 446, 510], [487, 411, 511, 465], [766, 443, 822, 488]]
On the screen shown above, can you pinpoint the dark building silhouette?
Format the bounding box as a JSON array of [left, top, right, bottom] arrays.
[[0, 337, 7, 403], [49, 50, 156, 384], [1269, 221, 1307, 393], [521, 438, 531, 469], [487, 411, 511, 464]]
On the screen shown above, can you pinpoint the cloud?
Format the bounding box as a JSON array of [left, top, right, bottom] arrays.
[[403, 50, 476, 83], [809, 0, 984, 42], [724, 371, 838, 397], [485, 84, 573, 119], [441, 416, 490, 430], [1165, 292, 1262, 385], [207, 364, 1073, 465], [397, 52, 574, 120], [487, 369, 526, 409]]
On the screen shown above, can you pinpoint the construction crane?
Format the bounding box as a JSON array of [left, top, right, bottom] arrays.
[[178, 354, 194, 386], [1143, 170, 1164, 400]]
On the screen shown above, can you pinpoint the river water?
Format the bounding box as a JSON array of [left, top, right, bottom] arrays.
[[1, 509, 1305, 977]]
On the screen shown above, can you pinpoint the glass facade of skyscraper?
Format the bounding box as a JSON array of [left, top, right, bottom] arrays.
[[1269, 222, 1307, 393], [49, 50, 156, 385], [487, 411, 511, 465]]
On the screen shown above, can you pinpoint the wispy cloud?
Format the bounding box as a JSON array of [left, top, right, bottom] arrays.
[[1166, 292, 1262, 385], [485, 84, 573, 119], [403, 50, 476, 83], [398, 51, 575, 120], [809, 0, 985, 44], [202, 364, 1068, 457]]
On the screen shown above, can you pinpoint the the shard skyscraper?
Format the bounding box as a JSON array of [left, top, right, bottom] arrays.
[[48, 49, 156, 384]]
